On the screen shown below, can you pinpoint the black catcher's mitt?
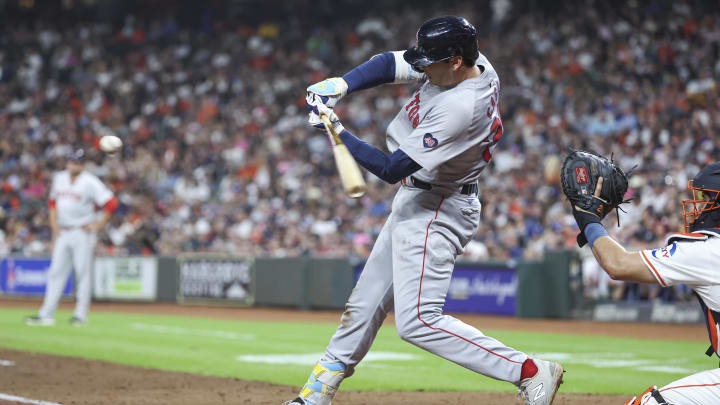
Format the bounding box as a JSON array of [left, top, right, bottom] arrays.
[[561, 150, 630, 246]]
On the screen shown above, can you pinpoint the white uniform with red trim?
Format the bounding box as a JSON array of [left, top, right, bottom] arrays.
[[637, 230, 720, 404], [38, 170, 114, 322], [322, 53, 529, 383]]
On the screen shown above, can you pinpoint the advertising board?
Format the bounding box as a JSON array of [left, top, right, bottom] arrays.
[[0, 257, 73, 297], [93, 257, 158, 300], [177, 255, 253, 305]]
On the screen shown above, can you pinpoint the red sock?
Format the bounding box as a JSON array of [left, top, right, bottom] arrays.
[[520, 359, 538, 380]]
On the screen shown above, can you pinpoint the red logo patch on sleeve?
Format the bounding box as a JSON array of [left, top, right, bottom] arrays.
[[575, 166, 589, 184]]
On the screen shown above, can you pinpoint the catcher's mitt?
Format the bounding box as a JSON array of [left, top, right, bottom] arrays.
[[561, 150, 631, 245]]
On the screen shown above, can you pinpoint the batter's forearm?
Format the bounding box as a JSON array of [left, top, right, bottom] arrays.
[[338, 129, 421, 183], [342, 53, 396, 93]]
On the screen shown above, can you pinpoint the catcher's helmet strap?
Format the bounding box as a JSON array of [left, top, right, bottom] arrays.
[[696, 292, 720, 359], [650, 388, 670, 405]]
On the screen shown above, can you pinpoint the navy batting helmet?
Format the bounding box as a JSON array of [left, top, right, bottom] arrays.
[[403, 16, 479, 72], [683, 162, 720, 231]]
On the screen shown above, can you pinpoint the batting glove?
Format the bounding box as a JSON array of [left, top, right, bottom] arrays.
[[307, 94, 344, 134], [306, 77, 348, 109]]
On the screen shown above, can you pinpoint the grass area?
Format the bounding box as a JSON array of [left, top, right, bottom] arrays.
[[0, 307, 712, 394]]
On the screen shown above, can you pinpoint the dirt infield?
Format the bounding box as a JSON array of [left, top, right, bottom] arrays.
[[0, 299, 704, 404]]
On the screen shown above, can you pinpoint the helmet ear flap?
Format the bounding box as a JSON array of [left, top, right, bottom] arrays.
[[449, 45, 462, 58], [447, 45, 472, 66], [466, 45, 479, 63]]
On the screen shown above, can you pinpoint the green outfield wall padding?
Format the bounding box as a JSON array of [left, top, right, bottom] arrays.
[[254, 258, 310, 309], [156, 256, 179, 302], [306, 258, 355, 310], [516, 250, 573, 318], [253, 258, 354, 310]]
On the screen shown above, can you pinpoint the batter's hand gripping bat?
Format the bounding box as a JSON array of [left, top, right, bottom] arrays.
[[319, 114, 367, 198]]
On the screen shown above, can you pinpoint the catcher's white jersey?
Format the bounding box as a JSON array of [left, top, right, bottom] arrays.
[[637, 230, 720, 405], [640, 231, 720, 311], [50, 170, 114, 227], [386, 52, 502, 185]]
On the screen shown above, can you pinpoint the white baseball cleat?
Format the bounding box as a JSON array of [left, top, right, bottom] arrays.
[[24, 316, 55, 326], [518, 359, 564, 405]]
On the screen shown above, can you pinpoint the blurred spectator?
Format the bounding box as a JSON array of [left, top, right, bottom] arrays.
[[1, 0, 719, 304]]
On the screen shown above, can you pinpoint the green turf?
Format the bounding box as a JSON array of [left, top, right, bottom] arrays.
[[0, 307, 712, 394]]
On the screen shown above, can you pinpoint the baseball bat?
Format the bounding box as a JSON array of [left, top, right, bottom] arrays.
[[320, 114, 367, 198]]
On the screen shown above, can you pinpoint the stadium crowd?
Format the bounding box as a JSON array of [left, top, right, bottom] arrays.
[[1, 1, 719, 302]]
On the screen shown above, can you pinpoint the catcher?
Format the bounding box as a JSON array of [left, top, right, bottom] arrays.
[[562, 151, 720, 405]]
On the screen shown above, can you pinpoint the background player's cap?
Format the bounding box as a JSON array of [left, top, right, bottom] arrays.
[[67, 148, 85, 163], [403, 16, 479, 71]]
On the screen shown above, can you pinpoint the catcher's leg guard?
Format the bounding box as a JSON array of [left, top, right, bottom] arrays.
[[625, 386, 672, 405], [297, 360, 346, 405]]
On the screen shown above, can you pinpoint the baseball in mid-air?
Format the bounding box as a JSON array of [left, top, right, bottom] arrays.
[[99, 135, 123, 153]]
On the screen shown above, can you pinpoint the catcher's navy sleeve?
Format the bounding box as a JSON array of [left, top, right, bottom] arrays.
[[342, 53, 395, 93], [338, 129, 421, 183]]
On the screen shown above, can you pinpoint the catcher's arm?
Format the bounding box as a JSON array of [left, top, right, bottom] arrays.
[[591, 238, 656, 283], [580, 178, 657, 284]]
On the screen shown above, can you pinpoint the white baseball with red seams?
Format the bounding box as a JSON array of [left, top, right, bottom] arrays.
[[38, 170, 114, 322], [99, 135, 122, 153]]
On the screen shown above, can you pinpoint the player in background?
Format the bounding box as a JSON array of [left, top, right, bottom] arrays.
[[25, 148, 118, 326], [283, 16, 563, 405], [570, 163, 720, 405]]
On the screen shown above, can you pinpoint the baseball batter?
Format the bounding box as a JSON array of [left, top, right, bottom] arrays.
[[567, 163, 720, 405], [25, 148, 117, 326], [284, 16, 563, 405]]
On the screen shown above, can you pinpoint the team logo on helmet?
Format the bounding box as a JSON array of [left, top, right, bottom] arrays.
[[423, 133, 439, 148]]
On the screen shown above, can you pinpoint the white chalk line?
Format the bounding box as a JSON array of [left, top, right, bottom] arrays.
[[236, 352, 421, 365], [0, 360, 15, 366], [536, 352, 697, 374], [0, 393, 62, 405], [130, 323, 254, 340]]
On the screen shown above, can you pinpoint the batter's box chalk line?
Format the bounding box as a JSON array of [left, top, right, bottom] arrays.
[[129, 323, 255, 340], [0, 393, 62, 405], [236, 352, 422, 365], [535, 352, 698, 374]]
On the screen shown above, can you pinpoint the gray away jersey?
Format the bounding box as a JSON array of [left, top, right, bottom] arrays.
[[386, 52, 501, 185]]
